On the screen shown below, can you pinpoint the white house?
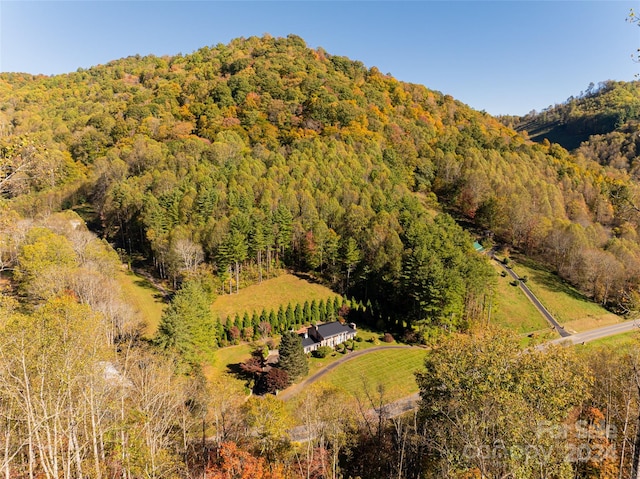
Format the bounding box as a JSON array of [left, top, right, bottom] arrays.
[[300, 321, 357, 354]]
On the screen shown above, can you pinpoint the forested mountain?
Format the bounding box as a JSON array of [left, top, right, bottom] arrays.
[[2, 36, 640, 321], [500, 80, 640, 152], [3, 33, 640, 479]]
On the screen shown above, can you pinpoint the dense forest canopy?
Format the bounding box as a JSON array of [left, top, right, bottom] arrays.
[[2, 35, 640, 320], [2, 33, 640, 479]]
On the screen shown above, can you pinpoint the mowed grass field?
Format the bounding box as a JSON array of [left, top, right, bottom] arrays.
[[489, 260, 551, 335], [116, 269, 167, 337], [212, 273, 340, 321], [315, 347, 428, 403], [204, 327, 388, 394], [203, 342, 254, 392], [508, 256, 622, 333]]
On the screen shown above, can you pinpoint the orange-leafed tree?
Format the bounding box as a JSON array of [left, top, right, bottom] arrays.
[[205, 442, 285, 479]]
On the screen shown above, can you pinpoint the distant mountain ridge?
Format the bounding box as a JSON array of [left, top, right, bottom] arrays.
[[500, 80, 640, 151]]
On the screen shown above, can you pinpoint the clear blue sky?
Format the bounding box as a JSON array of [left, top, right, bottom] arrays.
[[1, 1, 638, 116]]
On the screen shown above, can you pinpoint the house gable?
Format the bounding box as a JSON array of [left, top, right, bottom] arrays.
[[300, 321, 357, 353]]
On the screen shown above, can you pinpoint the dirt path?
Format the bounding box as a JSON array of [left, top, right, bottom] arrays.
[[278, 345, 416, 401]]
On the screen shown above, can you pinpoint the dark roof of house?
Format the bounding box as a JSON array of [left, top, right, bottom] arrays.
[[301, 337, 317, 349], [317, 321, 355, 339]]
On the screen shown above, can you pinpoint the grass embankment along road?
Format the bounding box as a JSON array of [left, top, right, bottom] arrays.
[[506, 256, 622, 333], [578, 330, 639, 352], [489, 260, 557, 343], [545, 321, 640, 348]]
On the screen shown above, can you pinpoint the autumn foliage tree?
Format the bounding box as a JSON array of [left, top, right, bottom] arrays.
[[205, 442, 285, 479]]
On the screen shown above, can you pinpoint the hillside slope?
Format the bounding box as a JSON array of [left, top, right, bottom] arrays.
[[501, 80, 640, 151], [1, 35, 640, 320]]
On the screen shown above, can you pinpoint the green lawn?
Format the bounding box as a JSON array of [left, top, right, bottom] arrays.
[[212, 273, 340, 321], [203, 342, 255, 393], [117, 269, 166, 337], [305, 328, 389, 376], [204, 327, 385, 393], [508, 256, 621, 333], [315, 347, 428, 403], [490, 261, 551, 335], [579, 331, 640, 353]]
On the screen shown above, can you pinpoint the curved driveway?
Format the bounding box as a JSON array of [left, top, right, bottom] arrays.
[[285, 320, 639, 441], [279, 345, 414, 401]]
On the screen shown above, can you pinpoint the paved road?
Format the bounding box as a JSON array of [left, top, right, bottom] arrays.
[[492, 256, 571, 338], [288, 392, 421, 442], [285, 319, 639, 442], [543, 319, 640, 347]]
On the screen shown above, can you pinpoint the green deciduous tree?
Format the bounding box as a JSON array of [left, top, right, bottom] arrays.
[[415, 327, 592, 477], [242, 395, 292, 460], [14, 227, 78, 301]]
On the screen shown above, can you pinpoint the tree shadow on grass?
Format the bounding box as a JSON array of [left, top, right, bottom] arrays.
[[226, 362, 267, 395], [226, 362, 248, 379], [132, 276, 171, 302], [292, 271, 324, 285], [516, 256, 588, 302]]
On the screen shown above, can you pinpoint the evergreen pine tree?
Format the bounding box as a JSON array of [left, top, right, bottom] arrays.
[[277, 331, 308, 381], [251, 222, 267, 283], [294, 303, 303, 326], [277, 305, 285, 330], [286, 303, 295, 331], [332, 296, 341, 317], [268, 309, 277, 330], [254, 310, 265, 340], [318, 298, 326, 322], [216, 320, 226, 346], [303, 300, 311, 324], [259, 308, 268, 327], [311, 299, 320, 324], [154, 280, 217, 367]]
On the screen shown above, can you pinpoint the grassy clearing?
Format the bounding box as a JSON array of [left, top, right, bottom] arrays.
[[117, 269, 166, 338], [203, 327, 386, 394], [509, 256, 621, 333], [579, 331, 640, 353], [202, 342, 256, 394], [305, 327, 389, 376], [315, 348, 428, 403], [489, 261, 550, 334], [212, 273, 340, 321]]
